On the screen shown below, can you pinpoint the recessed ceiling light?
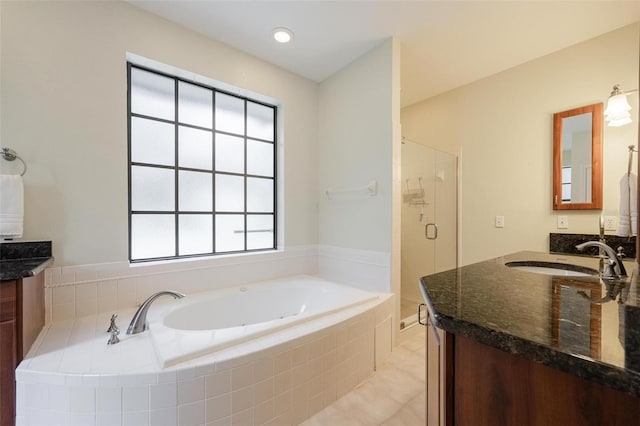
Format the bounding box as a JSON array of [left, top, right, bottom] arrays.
[[273, 27, 294, 44]]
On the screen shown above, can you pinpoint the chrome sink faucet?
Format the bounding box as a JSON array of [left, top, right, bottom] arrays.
[[127, 290, 185, 335], [576, 241, 627, 279]]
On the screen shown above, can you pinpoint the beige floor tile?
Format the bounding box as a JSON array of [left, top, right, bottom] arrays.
[[382, 391, 426, 426], [303, 327, 426, 425]]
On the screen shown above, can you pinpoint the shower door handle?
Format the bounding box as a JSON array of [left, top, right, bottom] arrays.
[[418, 303, 441, 346], [418, 303, 427, 326], [425, 223, 438, 240]]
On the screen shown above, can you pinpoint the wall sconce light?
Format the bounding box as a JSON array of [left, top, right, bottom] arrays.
[[605, 84, 638, 127]]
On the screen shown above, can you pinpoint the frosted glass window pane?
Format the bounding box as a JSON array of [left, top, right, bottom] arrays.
[[562, 184, 571, 201], [131, 214, 175, 260], [247, 140, 273, 177], [247, 215, 274, 250], [179, 215, 213, 255], [215, 133, 244, 173], [131, 68, 174, 121], [247, 102, 274, 141], [215, 93, 244, 135], [131, 117, 175, 166], [131, 166, 175, 211], [179, 171, 212, 211], [179, 126, 212, 170], [216, 215, 244, 252], [247, 177, 273, 213], [216, 174, 244, 212], [179, 82, 213, 129]]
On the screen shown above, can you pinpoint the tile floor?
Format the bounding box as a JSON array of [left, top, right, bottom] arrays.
[[302, 325, 426, 426]]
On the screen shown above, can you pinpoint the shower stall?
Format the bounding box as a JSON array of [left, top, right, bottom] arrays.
[[400, 139, 457, 328]]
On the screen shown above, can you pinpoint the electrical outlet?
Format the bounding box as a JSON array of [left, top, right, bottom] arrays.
[[495, 215, 505, 228], [557, 215, 569, 229], [604, 216, 617, 231]]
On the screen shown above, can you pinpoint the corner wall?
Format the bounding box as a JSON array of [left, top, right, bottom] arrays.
[[317, 38, 399, 293], [402, 23, 640, 266]]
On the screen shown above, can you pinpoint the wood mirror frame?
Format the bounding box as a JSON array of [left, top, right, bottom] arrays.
[[553, 103, 603, 210]]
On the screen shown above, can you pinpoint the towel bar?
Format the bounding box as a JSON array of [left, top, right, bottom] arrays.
[[1, 147, 26, 176]]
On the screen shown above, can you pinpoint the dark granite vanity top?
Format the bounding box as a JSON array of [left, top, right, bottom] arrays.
[[0, 241, 53, 281], [420, 251, 640, 398]]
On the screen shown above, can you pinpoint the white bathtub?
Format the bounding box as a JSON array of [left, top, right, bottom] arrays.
[[18, 274, 394, 425], [148, 275, 381, 367]]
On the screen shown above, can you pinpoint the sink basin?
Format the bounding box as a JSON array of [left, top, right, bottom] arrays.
[[505, 261, 599, 277]]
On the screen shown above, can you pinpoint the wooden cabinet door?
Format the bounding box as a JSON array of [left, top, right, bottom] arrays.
[[0, 319, 17, 426]]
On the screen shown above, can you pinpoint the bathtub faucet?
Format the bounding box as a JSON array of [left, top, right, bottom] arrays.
[[127, 290, 185, 335], [576, 241, 627, 279]]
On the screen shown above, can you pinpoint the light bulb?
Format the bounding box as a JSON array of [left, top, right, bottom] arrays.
[[273, 28, 293, 44]]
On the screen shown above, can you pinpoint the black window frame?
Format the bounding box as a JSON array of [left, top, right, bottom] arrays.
[[127, 62, 278, 263]]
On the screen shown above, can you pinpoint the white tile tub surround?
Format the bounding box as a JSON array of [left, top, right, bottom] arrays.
[[16, 294, 394, 426], [43, 244, 394, 324], [44, 246, 318, 323], [317, 245, 391, 293]]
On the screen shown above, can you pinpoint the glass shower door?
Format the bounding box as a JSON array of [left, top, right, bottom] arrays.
[[400, 141, 457, 328]]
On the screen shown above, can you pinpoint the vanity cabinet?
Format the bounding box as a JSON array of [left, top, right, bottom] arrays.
[[0, 280, 18, 426], [425, 330, 640, 426], [0, 275, 45, 426]]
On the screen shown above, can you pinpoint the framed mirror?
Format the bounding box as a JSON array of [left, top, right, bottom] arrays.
[[553, 103, 603, 210]]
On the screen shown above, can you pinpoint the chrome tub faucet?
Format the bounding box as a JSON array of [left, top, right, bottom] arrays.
[[127, 290, 185, 335], [576, 241, 627, 279]]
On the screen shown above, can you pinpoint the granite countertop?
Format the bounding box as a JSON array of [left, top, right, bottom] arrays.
[[420, 250, 640, 398], [0, 241, 53, 281]]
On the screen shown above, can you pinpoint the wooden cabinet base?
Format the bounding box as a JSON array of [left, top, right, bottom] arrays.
[[0, 320, 16, 426], [454, 335, 640, 426], [0, 275, 45, 426]]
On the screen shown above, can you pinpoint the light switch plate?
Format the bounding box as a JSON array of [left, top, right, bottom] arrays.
[[495, 215, 505, 228], [557, 215, 569, 229]]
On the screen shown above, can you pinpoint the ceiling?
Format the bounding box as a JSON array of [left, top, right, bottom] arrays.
[[129, 1, 640, 107]]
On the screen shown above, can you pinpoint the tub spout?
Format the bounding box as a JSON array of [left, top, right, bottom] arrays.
[[127, 290, 185, 335]]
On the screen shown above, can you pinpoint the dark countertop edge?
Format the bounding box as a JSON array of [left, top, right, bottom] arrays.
[[430, 309, 640, 398], [0, 257, 54, 281]]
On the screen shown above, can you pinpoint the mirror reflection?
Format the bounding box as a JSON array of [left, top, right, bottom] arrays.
[[561, 112, 593, 203], [553, 103, 603, 210]]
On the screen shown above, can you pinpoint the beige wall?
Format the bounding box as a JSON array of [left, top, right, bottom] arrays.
[[402, 23, 639, 266], [1, 1, 319, 265]]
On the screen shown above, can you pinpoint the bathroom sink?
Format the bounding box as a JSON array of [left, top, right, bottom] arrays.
[[505, 261, 599, 277]]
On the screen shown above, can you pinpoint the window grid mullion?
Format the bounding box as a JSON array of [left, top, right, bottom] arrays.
[[174, 79, 180, 257], [127, 63, 133, 261], [272, 108, 277, 250], [243, 99, 248, 251], [212, 90, 217, 254]]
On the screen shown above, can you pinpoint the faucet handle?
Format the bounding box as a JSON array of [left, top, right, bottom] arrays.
[[107, 313, 119, 333], [107, 314, 120, 345], [617, 246, 626, 259]]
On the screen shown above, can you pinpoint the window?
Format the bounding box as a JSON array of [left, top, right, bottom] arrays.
[[127, 63, 277, 262]]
